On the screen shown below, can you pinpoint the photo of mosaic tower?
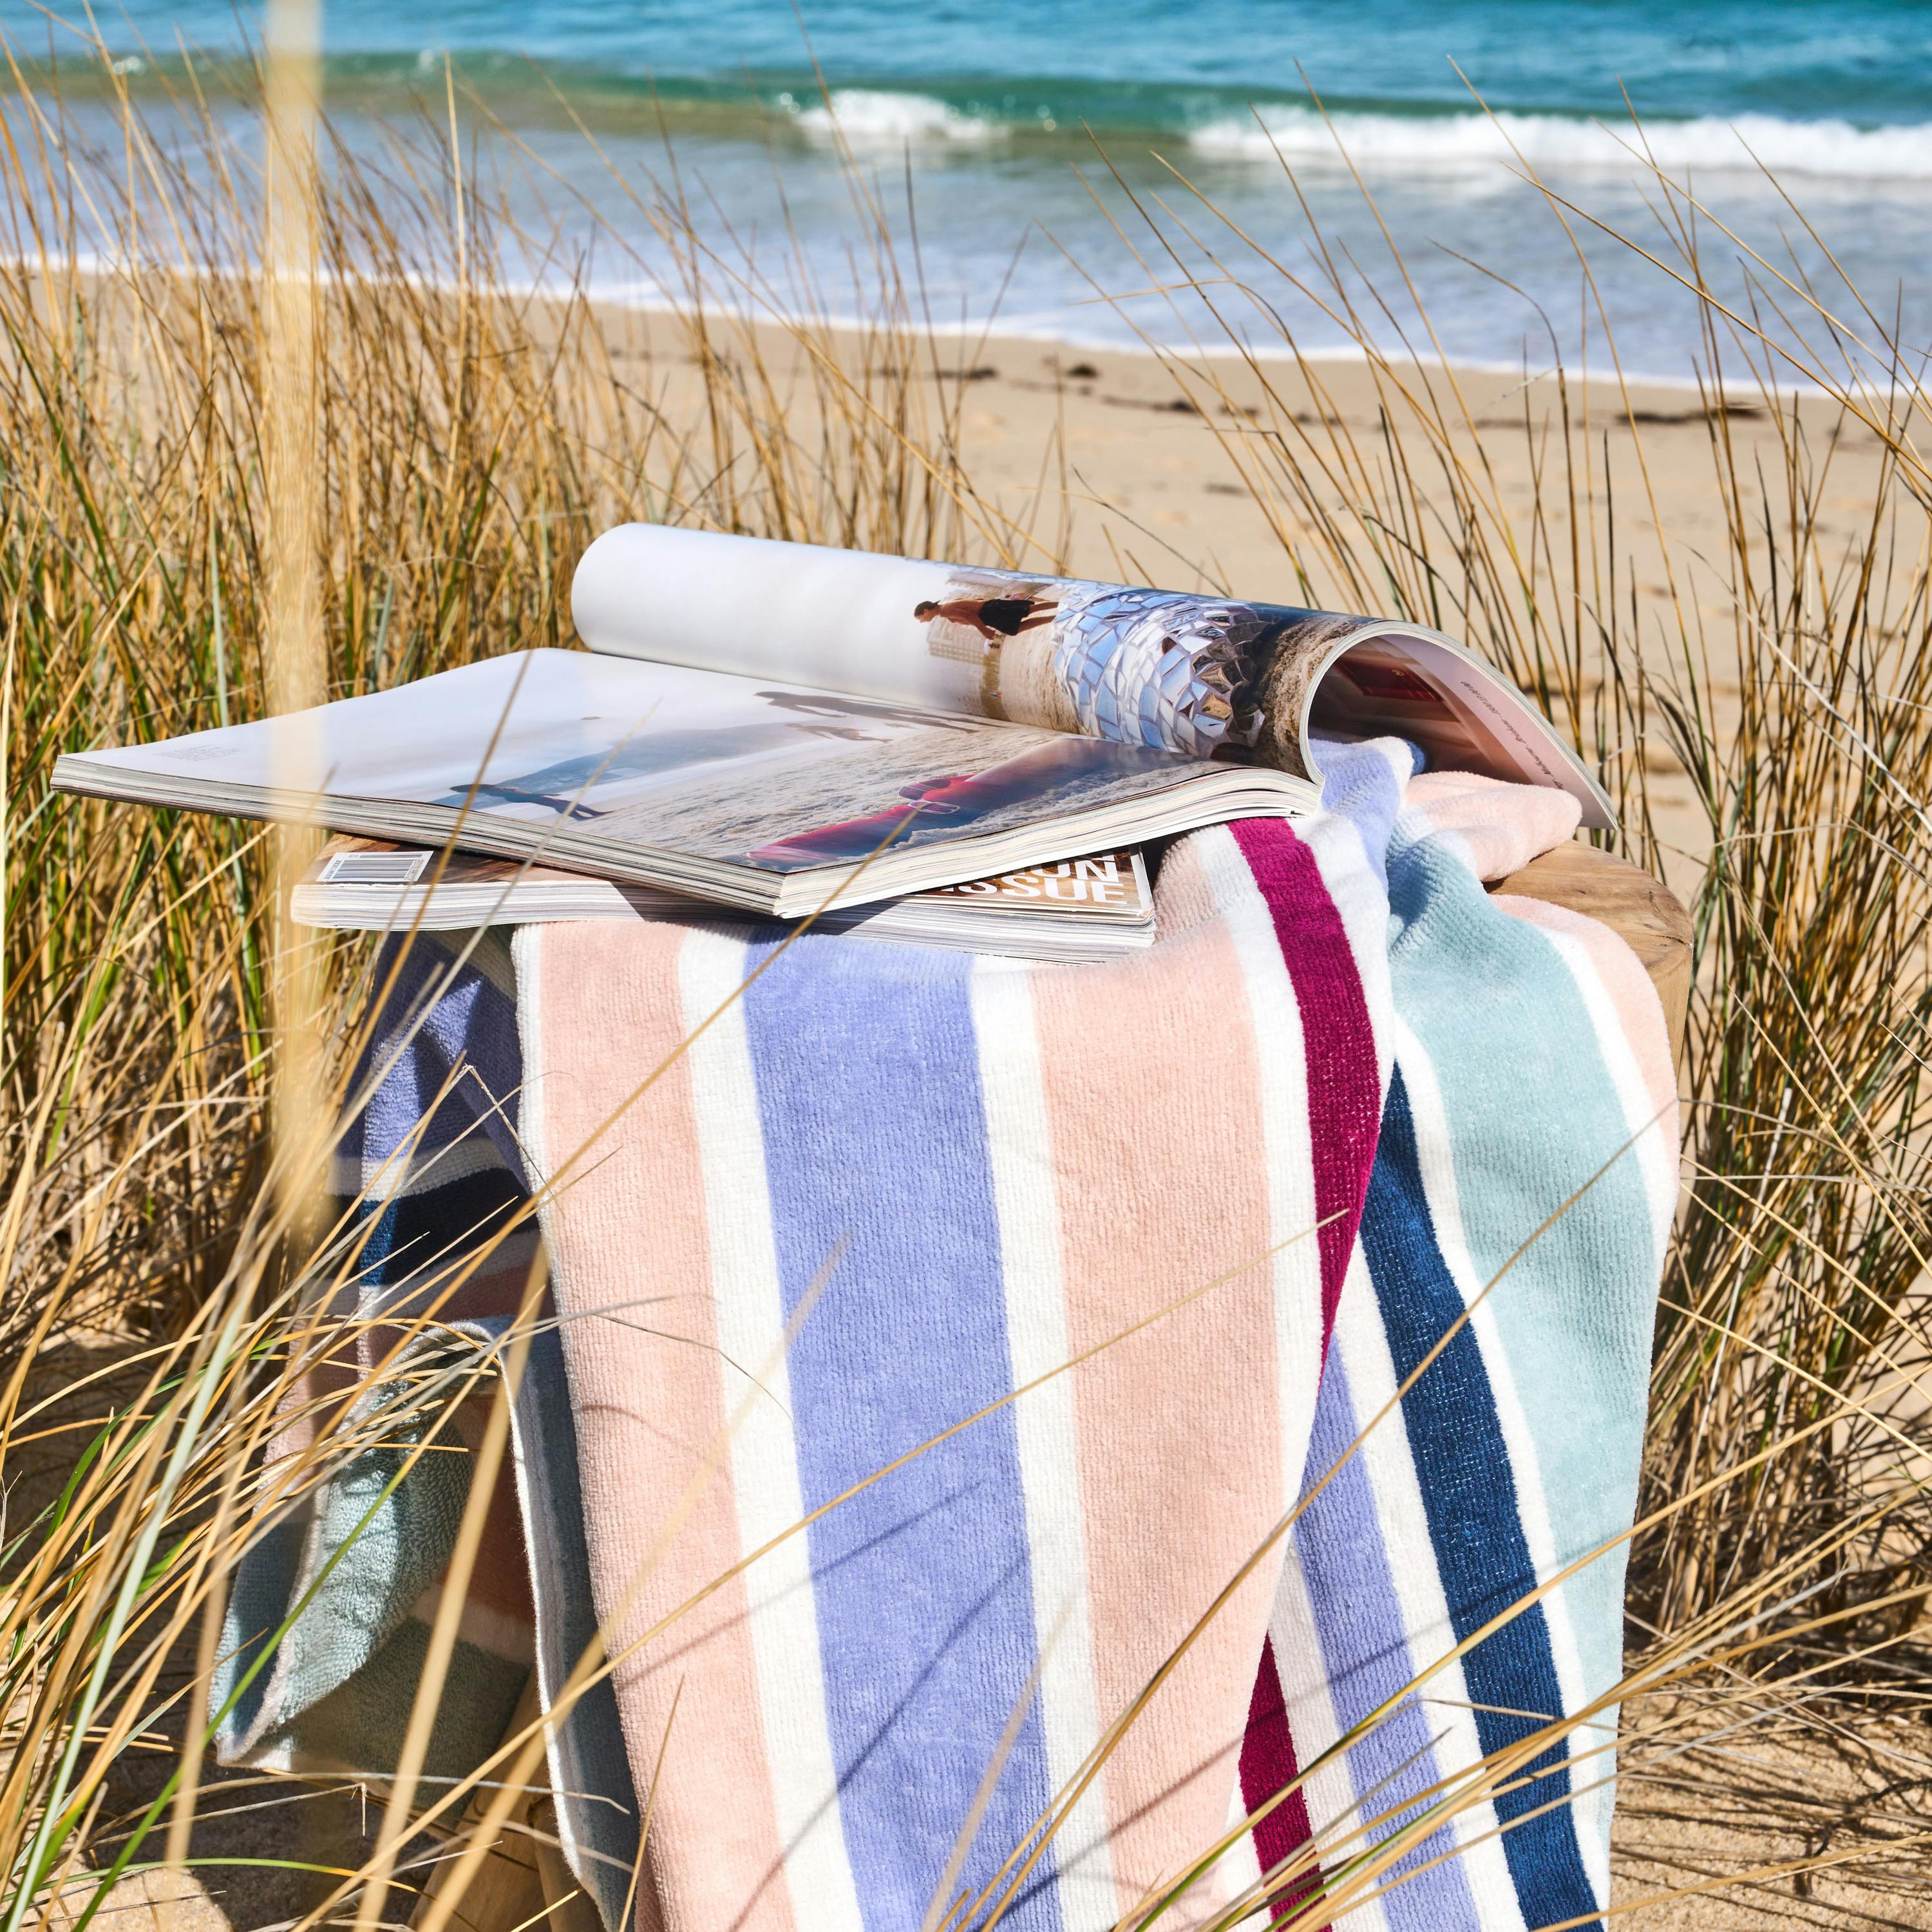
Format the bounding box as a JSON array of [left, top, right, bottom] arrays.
[[915, 565, 1382, 779]]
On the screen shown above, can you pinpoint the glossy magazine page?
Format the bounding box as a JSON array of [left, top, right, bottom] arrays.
[[53, 648, 1302, 913], [573, 525, 1613, 826]]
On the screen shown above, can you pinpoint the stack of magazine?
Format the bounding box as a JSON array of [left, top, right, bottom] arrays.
[[295, 837, 1158, 964], [53, 526, 1609, 965]]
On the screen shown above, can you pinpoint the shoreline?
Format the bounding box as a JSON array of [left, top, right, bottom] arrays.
[[41, 54, 1932, 180], [40, 248, 1848, 398], [580, 292, 1807, 398]]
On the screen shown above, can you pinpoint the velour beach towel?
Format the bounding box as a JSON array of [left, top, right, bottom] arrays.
[[216, 741, 1677, 1932]]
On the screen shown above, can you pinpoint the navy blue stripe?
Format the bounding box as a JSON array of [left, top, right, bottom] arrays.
[[1359, 1069, 1598, 1927], [328, 1164, 526, 1289]]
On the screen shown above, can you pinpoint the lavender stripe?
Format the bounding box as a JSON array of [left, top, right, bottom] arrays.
[[739, 932, 1063, 1932], [1292, 1345, 1478, 1929]]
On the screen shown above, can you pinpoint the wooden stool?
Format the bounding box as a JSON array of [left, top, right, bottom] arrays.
[[409, 1681, 601, 1932]]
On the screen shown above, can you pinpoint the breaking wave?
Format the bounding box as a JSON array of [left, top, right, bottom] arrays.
[[772, 86, 1932, 181], [793, 89, 1005, 144], [1188, 105, 1932, 179]]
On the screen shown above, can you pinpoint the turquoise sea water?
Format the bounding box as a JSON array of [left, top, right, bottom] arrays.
[[31, 0, 1932, 377]]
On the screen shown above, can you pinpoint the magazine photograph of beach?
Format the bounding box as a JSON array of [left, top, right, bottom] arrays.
[[6, 1, 1932, 1927]]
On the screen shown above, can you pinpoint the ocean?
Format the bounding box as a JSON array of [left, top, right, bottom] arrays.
[[40, 0, 1932, 381]]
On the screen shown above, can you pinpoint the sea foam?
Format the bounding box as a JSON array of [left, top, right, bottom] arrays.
[[1188, 106, 1932, 180], [795, 90, 1001, 144], [778, 87, 1932, 180]]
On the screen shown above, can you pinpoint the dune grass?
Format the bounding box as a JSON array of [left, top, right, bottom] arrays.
[[1, 26, 1929, 1929]]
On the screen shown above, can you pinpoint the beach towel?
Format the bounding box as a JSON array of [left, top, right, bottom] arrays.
[[215, 740, 1677, 1932]]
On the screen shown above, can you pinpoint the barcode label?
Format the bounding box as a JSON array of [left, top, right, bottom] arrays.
[[319, 850, 431, 885]]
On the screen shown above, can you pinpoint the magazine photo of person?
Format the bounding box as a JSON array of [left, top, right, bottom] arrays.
[[914, 592, 1060, 642]]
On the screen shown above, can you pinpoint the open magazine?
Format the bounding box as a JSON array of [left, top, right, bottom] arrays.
[[53, 526, 1612, 916], [294, 836, 1156, 964]]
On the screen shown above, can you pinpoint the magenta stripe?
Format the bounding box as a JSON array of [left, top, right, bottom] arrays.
[[1230, 819, 1381, 1338], [1239, 1636, 1325, 1925], [1231, 819, 1380, 1925]]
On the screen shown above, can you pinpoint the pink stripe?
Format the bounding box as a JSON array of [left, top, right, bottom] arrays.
[[1030, 907, 1291, 1918], [529, 922, 798, 1932], [1229, 820, 1381, 1338], [1404, 771, 1582, 880]]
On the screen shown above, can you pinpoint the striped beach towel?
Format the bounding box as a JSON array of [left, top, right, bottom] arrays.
[[216, 740, 1675, 1932]]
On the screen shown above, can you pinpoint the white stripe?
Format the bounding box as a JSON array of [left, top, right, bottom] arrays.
[[969, 956, 1121, 1931], [1529, 925, 1680, 1267], [509, 930, 553, 1190], [679, 928, 866, 1932], [1300, 799, 1398, 1093], [1195, 828, 1328, 1548], [1218, 1777, 1267, 1917]]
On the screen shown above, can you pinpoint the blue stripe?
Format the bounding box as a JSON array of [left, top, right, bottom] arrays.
[[357, 936, 528, 1182], [330, 1168, 527, 1290], [1359, 1069, 1598, 1928], [741, 933, 1063, 1932]]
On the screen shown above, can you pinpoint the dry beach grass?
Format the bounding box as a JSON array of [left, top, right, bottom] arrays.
[[2, 26, 1931, 1929]]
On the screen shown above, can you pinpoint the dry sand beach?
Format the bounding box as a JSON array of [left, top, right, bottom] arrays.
[[583, 306, 1877, 611]]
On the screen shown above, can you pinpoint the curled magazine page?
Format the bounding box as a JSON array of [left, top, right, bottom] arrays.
[[573, 526, 1612, 825]]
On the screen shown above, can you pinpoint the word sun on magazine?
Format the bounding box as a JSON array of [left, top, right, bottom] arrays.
[[54, 526, 1612, 916]]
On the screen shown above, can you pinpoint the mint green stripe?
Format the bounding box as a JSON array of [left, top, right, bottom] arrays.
[[1386, 831, 1659, 1719]]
